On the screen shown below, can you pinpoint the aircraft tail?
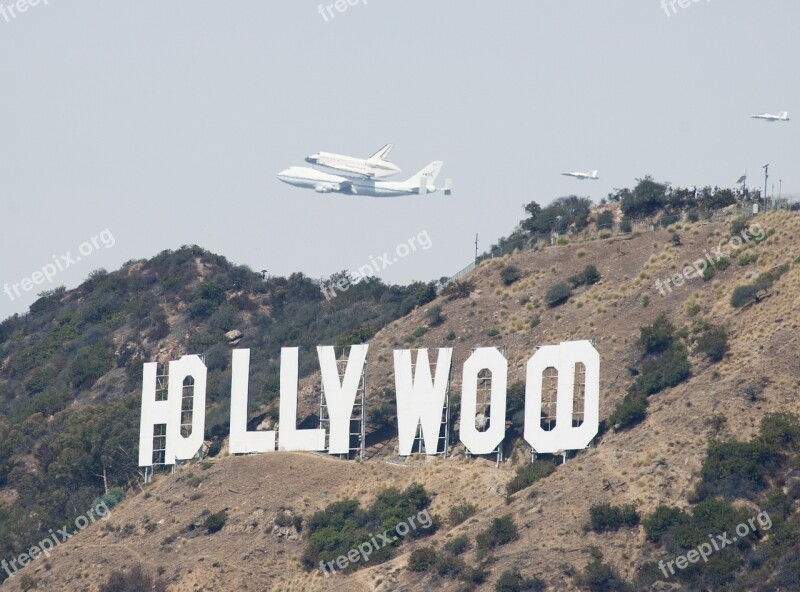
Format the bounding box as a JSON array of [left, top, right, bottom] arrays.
[[590, 170, 599, 179], [780, 111, 790, 120], [406, 160, 444, 185], [368, 143, 394, 162]]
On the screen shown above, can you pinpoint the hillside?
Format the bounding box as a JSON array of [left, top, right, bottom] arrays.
[[4, 207, 800, 591]]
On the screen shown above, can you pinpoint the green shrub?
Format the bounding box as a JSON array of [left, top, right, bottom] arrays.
[[506, 460, 557, 495], [545, 282, 572, 307], [449, 502, 478, 526], [434, 552, 468, 580], [738, 253, 758, 266], [731, 284, 762, 308], [609, 392, 648, 431], [569, 265, 601, 288], [639, 313, 675, 355], [715, 257, 730, 271], [444, 534, 471, 555], [100, 564, 165, 592], [575, 560, 631, 592], [589, 503, 640, 532], [632, 345, 691, 395], [426, 305, 445, 327], [446, 330, 456, 341], [501, 266, 522, 286], [495, 569, 546, 592], [530, 315, 540, 328], [304, 484, 434, 571], [442, 279, 474, 301], [730, 217, 749, 236], [642, 505, 690, 542], [476, 514, 518, 552], [204, 510, 228, 534], [596, 210, 614, 230], [695, 325, 728, 363], [620, 218, 633, 233], [412, 326, 427, 339], [407, 546, 437, 572]]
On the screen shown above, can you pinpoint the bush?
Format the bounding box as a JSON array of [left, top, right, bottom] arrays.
[[444, 534, 471, 555], [575, 560, 631, 592], [609, 392, 648, 430], [506, 460, 558, 495], [304, 484, 434, 571], [545, 282, 572, 307], [496, 569, 546, 592], [620, 218, 632, 233], [731, 284, 762, 308], [639, 313, 675, 355], [642, 505, 690, 543], [476, 514, 519, 551], [408, 546, 437, 572], [449, 502, 478, 526], [695, 325, 728, 363], [738, 253, 758, 266], [426, 305, 445, 327], [100, 564, 166, 592], [204, 510, 228, 534], [589, 503, 640, 532], [631, 345, 691, 395], [442, 279, 474, 301], [501, 266, 521, 286], [730, 217, 749, 237], [596, 210, 614, 230], [569, 265, 601, 288]]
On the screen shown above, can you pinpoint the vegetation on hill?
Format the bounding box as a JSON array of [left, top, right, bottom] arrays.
[[0, 245, 435, 584]]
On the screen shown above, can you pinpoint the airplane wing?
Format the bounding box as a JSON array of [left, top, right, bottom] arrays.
[[313, 179, 354, 193]]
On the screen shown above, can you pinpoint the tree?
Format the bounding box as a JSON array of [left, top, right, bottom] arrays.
[[621, 176, 668, 218]]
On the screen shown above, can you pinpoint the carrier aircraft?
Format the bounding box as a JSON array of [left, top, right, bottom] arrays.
[[278, 161, 451, 197]]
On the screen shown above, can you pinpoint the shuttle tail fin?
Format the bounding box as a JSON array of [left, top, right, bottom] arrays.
[[368, 144, 394, 162], [780, 111, 790, 120], [590, 170, 599, 178]]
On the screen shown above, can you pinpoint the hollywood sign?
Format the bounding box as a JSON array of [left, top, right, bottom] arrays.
[[138, 341, 599, 468]]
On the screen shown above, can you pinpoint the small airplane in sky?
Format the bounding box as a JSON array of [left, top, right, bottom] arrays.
[[562, 170, 599, 180], [278, 161, 451, 197], [751, 111, 789, 122], [305, 144, 401, 179]]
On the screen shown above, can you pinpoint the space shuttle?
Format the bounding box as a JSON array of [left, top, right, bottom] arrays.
[[305, 144, 402, 179]]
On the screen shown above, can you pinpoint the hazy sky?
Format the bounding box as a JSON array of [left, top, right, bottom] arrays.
[[1, 0, 797, 320]]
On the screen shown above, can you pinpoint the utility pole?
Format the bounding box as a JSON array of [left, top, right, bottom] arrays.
[[474, 234, 479, 264], [763, 163, 769, 209], [779, 179, 783, 199]]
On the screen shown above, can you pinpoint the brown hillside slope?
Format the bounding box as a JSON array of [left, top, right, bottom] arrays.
[[6, 211, 800, 591]]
